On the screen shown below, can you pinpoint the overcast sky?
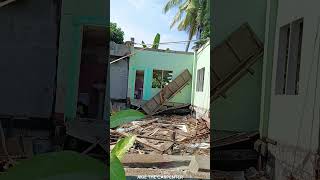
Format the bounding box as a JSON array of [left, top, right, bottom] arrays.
[[110, 0, 195, 51]]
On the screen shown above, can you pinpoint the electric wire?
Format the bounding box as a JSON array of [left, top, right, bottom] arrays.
[[110, 38, 209, 64]]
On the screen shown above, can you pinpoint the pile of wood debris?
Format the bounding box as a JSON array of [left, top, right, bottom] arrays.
[[213, 167, 269, 180], [110, 115, 210, 156]]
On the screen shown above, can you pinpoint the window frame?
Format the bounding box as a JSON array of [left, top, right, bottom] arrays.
[[152, 69, 173, 89], [196, 67, 205, 92], [275, 18, 304, 95]]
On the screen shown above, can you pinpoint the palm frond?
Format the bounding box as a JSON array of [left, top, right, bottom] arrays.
[[170, 10, 184, 29], [164, 0, 209, 51], [163, 0, 184, 13], [179, 0, 190, 11], [186, 0, 198, 11]]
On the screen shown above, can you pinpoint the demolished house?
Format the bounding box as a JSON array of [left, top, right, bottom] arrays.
[[0, 0, 108, 162], [213, 0, 320, 179], [110, 41, 211, 178], [128, 47, 194, 113]]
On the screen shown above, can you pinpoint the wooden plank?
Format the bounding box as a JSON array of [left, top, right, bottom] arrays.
[[0, 0, 15, 8], [226, 40, 255, 75], [112, 130, 164, 152], [212, 52, 263, 102], [212, 23, 264, 103], [142, 69, 192, 115], [124, 168, 210, 179]]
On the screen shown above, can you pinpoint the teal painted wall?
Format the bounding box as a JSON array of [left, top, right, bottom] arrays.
[[212, 0, 267, 132], [192, 42, 210, 111], [128, 49, 194, 104], [55, 0, 107, 120]]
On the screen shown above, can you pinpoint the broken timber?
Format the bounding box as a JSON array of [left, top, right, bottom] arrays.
[[211, 23, 264, 103], [121, 154, 210, 179], [142, 69, 192, 115]]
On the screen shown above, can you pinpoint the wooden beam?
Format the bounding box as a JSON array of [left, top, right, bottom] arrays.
[[0, 0, 15, 8]]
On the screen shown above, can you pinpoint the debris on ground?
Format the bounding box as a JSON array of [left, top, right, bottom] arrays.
[[121, 154, 210, 179], [110, 115, 210, 156], [213, 167, 269, 180]]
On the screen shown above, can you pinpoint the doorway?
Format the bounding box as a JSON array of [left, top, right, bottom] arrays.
[[134, 70, 144, 99], [76, 25, 107, 120]]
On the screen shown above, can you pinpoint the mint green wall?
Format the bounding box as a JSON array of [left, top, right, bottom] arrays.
[[128, 49, 194, 104], [212, 0, 267, 132], [55, 0, 107, 120], [192, 42, 210, 111]]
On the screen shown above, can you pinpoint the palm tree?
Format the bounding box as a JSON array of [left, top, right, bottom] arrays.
[[163, 0, 209, 52]]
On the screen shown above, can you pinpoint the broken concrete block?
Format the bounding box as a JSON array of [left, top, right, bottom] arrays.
[[188, 155, 210, 173]]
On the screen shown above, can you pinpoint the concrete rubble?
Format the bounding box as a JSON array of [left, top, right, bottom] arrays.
[[110, 114, 210, 179]]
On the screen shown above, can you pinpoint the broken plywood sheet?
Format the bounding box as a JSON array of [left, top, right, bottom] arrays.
[[212, 23, 263, 102], [142, 69, 192, 115]]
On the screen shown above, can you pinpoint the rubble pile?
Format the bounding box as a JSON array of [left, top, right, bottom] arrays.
[[110, 115, 210, 156]]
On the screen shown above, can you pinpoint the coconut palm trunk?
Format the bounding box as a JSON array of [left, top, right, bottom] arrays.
[[185, 40, 191, 52]]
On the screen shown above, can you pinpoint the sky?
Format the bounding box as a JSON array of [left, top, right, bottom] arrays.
[[110, 0, 195, 52]]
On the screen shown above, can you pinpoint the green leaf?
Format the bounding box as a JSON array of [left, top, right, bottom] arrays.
[[110, 109, 145, 128], [111, 135, 136, 160], [110, 22, 125, 44], [142, 41, 147, 48], [152, 33, 160, 49], [163, 0, 183, 13], [110, 154, 126, 180], [0, 151, 106, 180]]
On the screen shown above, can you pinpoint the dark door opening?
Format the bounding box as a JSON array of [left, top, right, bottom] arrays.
[[134, 70, 144, 99], [77, 25, 107, 120]]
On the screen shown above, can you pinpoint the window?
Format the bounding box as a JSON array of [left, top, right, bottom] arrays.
[[152, 70, 173, 88], [275, 18, 303, 95], [196, 67, 205, 92]]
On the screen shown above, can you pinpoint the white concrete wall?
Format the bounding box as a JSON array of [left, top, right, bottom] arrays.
[[110, 59, 129, 100], [192, 42, 210, 119], [267, 0, 320, 178]]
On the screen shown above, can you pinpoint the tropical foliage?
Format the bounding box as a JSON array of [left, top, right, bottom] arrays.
[[0, 151, 106, 180], [163, 0, 210, 51], [142, 33, 161, 49], [110, 109, 145, 128], [110, 22, 125, 44], [110, 109, 142, 180], [110, 135, 136, 180]]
